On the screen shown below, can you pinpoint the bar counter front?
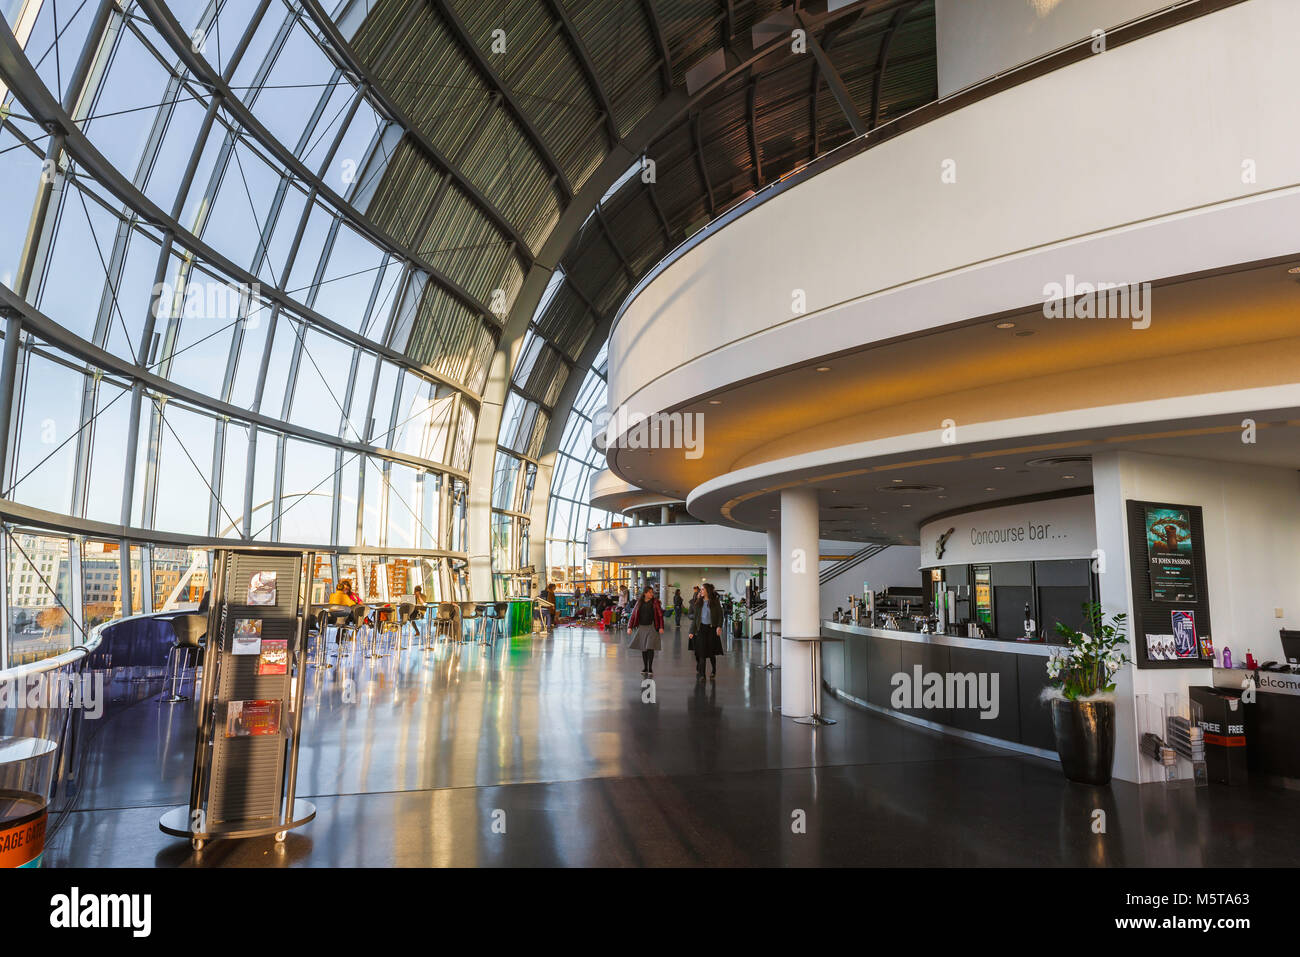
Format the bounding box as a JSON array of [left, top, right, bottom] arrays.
[[820, 620, 1058, 758]]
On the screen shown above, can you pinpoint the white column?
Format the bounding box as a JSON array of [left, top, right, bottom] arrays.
[[781, 487, 820, 717], [766, 526, 782, 667]]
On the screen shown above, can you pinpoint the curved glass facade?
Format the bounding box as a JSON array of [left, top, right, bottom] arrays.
[[543, 342, 621, 592], [0, 0, 490, 662]]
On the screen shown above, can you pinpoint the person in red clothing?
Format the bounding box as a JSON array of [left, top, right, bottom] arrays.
[[626, 584, 665, 676]]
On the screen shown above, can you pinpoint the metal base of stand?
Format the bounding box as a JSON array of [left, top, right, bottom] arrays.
[[160, 800, 316, 850], [794, 714, 836, 726]]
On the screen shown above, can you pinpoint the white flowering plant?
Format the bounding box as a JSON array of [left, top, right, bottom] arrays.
[[1046, 602, 1130, 700]]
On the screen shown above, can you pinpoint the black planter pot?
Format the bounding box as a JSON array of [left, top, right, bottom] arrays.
[[1050, 697, 1117, 785]]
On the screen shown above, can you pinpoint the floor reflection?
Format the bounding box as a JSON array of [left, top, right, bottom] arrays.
[[43, 623, 1300, 866]]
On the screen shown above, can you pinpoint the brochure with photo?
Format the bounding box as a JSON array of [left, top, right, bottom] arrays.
[[257, 639, 288, 675], [232, 618, 263, 656], [1171, 610, 1198, 659], [247, 571, 278, 606], [224, 699, 282, 737]]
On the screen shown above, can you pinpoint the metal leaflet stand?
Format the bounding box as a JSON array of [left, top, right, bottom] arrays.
[[159, 549, 316, 851]]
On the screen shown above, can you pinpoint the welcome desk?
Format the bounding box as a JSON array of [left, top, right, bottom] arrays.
[[820, 621, 1057, 757]]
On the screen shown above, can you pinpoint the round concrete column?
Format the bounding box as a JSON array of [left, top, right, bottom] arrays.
[[780, 487, 820, 718], [765, 527, 781, 667]]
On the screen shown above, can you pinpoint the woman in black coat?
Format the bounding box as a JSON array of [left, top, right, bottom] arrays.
[[688, 582, 724, 679]]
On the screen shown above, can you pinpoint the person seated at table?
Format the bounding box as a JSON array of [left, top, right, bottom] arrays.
[[409, 586, 427, 639], [328, 579, 359, 607]]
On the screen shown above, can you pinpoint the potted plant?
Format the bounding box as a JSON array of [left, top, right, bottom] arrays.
[[1044, 602, 1130, 785]]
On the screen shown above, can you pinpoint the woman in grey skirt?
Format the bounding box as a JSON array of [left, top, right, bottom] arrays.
[[626, 585, 665, 675]]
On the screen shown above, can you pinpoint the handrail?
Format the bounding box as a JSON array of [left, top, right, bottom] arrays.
[[606, 0, 1245, 345], [0, 616, 110, 683]]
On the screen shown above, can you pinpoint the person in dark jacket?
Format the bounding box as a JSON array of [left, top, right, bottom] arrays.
[[688, 582, 724, 679], [672, 588, 684, 626], [626, 585, 664, 675]]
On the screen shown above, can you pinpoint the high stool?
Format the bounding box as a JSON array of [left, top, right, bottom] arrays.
[[433, 603, 459, 645], [471, 604, 490, 643], [485, 602, 508, 644], [161, 613, 206, 703], [394, 603, 415, 649], [319, 605, 355, 668], [338, 605, 366, 661]]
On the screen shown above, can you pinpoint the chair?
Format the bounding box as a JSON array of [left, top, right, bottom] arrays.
[[161, 613, 206, 703], [483, 602, 508, 645], [459, 602, 481, 644], [392, 602, 415, 649], [433, 603, 459, 645], [318, 604, 356, 668]]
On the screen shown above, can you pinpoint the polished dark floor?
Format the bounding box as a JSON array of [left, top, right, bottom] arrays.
[[45, 623, 1300, 866]]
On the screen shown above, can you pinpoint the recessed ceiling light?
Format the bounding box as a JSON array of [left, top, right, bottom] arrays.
[[992, 466, 1006, 471], [708, 399, 722, 405], [891, 478, 903, 483], [984, 487, 996, 492], [1289, 266, 1300, 275], [995, 321, 1016, 329], [902, 504, 911, 509], [815, 366, 831, 372], [1061, 474, 1076, 480]]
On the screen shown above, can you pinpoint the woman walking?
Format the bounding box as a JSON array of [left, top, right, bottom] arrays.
[[689, 582, 724, 679], [626, 585, 664, 676]]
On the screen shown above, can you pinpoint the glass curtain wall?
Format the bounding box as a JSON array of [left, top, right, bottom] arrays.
[[545, 343, 622, 593], [0, 0, 486, 664]]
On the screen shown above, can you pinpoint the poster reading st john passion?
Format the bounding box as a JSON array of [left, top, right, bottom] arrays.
[[1144, 505, 1196, 602]]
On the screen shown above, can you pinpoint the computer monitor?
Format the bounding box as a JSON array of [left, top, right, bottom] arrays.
[[1280, 630, 1300, 665]]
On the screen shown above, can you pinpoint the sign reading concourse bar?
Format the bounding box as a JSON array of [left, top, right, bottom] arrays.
[[919, 494, 1096, 567]]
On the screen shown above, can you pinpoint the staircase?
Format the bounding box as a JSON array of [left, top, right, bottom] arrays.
[[819, 543, 890, 586]]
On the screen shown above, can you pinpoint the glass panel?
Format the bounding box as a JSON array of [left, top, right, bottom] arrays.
[[152, 401, 214, 536], [81, 540, 123, 628], [6, 531, 75, 666], [280, 437, 336, 545], [152, 545, 209, 611], [10, 350, 82, 515]]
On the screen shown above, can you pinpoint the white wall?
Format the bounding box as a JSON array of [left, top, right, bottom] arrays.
[[819, 545, 921, 616], [936, 0, 1169, 96], [609, 0, 1300, 424], [1093, 450, 1300, 782]]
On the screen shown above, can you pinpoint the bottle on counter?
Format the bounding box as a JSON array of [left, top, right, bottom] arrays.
[[1222, 646, 1233, 668]]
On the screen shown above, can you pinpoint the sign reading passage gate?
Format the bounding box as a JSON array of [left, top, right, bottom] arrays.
[[1144, 505, 1197, 602]]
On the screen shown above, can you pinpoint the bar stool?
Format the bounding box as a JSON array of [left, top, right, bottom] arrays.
[[433, 603, 459, 645], [758, 616, 782, 671], [457, 602, 479, 643], [319, 605, 354, 668], [340, 605, 366, 660], [391, 603, 415, 649], [471, 603, 491, 643], [161, 614, 206, 703], [489, 601, 509, 644]]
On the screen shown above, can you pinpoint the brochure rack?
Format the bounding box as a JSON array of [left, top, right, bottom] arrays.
[[160, 549, 316, 850]]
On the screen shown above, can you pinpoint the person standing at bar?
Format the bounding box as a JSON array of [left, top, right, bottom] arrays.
[[689, 583, 724, 679], [627, 584, 664, 676]]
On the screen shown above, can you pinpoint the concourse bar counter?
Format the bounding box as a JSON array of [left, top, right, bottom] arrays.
[[820, 620, 1057, 757]]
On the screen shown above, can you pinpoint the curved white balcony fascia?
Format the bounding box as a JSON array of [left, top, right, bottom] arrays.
[[587, 524, 861, 565], [588, 468, 680, 514], [608, 0, 1300, 426]]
